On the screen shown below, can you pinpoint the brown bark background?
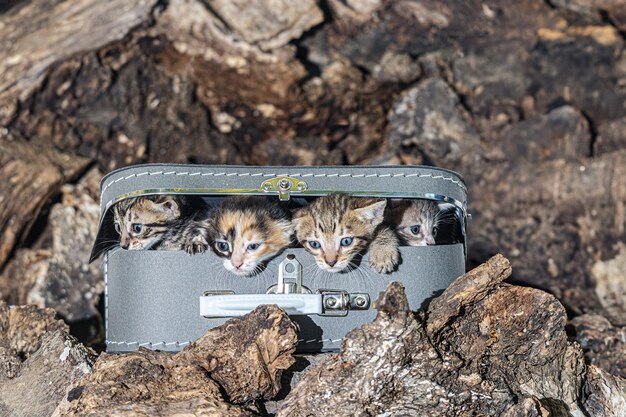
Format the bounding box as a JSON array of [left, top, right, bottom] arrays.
[[0, 0, 625, 415]]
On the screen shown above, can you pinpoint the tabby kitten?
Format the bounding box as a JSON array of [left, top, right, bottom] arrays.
[[113, 195, 210, 254], [387, 199, 451, 246], [208, 196, 293, 277], [293, 193, 400, 274]]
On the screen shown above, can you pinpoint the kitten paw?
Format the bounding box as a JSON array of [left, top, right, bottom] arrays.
[[185, 243, 208, 255], [184, 235, 209, 255], [369, 245, 400, 274]]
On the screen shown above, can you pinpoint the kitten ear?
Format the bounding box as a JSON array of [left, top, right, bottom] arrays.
[[291, 208, 307, 228], [354, 200, 387, 227], [153, 198, 180, 216], [292, 207, 307, 219]]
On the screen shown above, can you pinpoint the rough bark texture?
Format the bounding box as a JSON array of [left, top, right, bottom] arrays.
[[0, 0, 625, 415], [0, 140, 89, 269], [570, 314, 626, 379], [0, 302, 96, 417], [277, 255, 626, 417], [0, 168, 103, 323], [2, 0, 624, 333], [52, 304, 298, 416]]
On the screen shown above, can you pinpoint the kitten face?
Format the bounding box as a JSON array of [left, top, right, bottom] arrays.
[[389, 199, 441, 246], [113, 196, 180, 250], [293, 194, 386, 273], [209, 197, 293, 277]]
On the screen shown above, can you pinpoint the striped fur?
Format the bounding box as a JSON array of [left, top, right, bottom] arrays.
[[387, 199, 445, 246], [293, 193, 400, 274], [113, 196, 210, 254]]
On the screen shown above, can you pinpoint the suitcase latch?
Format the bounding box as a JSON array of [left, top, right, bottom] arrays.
[[201, 255, 371, 317], [261, 176, 308, 201], [319, 290, 370, 316], [266, 255, 311, 294], [266, 255, 371, 315]]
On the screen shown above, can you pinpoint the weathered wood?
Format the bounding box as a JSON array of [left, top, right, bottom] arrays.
[[52, 304, 298, 416], [0, 167, 103, 324], [0, 302, 96, 417], [276, 256, 626, 417], [0, 140, 89, 269], [571, 314, 626, 379], [0, 0, 158, 123], [470, 150, 626, 324]]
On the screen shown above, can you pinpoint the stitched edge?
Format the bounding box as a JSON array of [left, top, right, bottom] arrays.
[[100, 169, 467, 204], [106, 340, 192, 348], [104, 338, 341, 347], [104, 253, 108, 345]]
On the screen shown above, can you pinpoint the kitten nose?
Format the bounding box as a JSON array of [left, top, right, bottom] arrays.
[[326, 259, 337, 267], [232, 259, 243, 269]]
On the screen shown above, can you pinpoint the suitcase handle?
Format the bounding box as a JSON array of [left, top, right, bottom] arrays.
[[200, 291, 370, 318], [200, 294, 323, 317]]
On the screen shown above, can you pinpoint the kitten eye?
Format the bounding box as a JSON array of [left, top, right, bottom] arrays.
[[247, 243, 261, 251], [340, 237, 354, 247], [114, 223, 121, 234], [308, 240, 321, 249], [132, 223, 143, 234], [410, 225, 421, 235], [216, 241, 230, 252]]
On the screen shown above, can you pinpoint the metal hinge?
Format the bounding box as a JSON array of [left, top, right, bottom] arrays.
[[319, 290, 370, 316], [260, 176, 308, 201]]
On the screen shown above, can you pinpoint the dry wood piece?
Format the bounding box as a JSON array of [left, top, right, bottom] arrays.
[[0, 302, 96, 417], [0, 301, 68, 360], [581, 365, 626, 416], [471, 149, 626, 322], [0, 168, 103, 325], [0, 140, 89, 269], [53, 304, 298, 416], [570, 314, 626, 378], [427, 253, 512, 334], [207, 0, 323, 50], [277, 255, 626, 417], [0, 0, 158, 123]]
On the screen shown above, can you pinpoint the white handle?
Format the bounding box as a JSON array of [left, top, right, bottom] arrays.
[[200, 293, 323, 317]]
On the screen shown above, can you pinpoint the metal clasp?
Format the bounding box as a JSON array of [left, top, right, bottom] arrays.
[[260, 176, 308, 201], [319, 289, 370, 316], [266, 255, 311, 294]]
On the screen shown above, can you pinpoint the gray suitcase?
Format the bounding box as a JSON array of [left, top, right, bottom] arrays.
[[90, 164, 469, 353]]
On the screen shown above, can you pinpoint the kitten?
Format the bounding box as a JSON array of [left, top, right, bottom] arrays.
[[387, 199, 452, 246], [207, 196, 293, 277], [113, 195, 210, 254], [293, 193, 400, 274]]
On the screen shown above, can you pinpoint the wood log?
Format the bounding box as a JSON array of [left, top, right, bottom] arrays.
[[0, 0, 158, 124], [0, 1, 624, 413], [0, 140, 89, 269], [0, 168, 103, 325], [52, 304, 298, 416], [276, 255, 626, 416], [0, 302, 96, 417]]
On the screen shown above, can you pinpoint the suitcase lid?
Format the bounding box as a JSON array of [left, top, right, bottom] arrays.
[[90, 164, 468, 261]]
